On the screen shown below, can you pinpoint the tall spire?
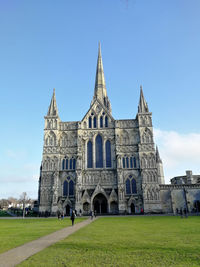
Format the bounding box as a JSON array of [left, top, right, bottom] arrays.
[[94, 42, 108, 100], [156, 146, 162, 163], [138, 85, 149, 113], [92, 43, 111, 112], [47, 88, 59, 116]]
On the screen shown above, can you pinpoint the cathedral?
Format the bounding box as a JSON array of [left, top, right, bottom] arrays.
[[38, 44, 166, 215]]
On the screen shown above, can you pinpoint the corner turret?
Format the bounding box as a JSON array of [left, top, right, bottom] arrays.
[[138, 85, 149, 113], [47, 88, 59, 117], [44, 89, 60, 130]]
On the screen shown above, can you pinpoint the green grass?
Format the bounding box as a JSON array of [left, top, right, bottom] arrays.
[[0, 217, 85, 254], [20, 216, 200, 267]]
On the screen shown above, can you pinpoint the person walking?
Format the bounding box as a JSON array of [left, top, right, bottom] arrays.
[[71, 210, 75, 226], [90, 210, 93, 220], [180, 208, 183, 218], [57, 210, 61, 220], [176, 208, 179, 216], [183, 208, 188, 218]]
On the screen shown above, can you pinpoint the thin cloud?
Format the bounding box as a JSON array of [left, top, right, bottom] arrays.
[[5, 149, 27, 160], [154, 129, 200, 183]]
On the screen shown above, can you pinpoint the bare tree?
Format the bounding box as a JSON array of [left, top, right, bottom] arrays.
[[19, 192, 30, 218]]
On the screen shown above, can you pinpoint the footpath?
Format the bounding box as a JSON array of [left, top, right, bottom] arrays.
[[0, 218, 96, 267]]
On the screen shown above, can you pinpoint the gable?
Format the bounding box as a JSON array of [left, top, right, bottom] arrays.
[[81, 99, 115, 129]]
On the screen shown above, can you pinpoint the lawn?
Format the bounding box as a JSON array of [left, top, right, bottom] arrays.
[[20, 216, 200, 267], [0, 217, 85, 254]]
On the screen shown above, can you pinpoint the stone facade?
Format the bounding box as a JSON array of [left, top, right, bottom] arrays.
[[160, 171, 200, 213], [38, 45, 199, 215]]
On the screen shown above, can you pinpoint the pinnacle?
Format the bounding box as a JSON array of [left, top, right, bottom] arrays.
[[138, 85, 149, 113], [47, 88, 59, 116]]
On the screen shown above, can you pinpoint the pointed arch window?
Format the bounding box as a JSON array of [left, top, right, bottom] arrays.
[[62, 159, 65, 170], [69, 180, 74, 195], [126, 157, 129, 168], [105, 116, 108, 127], [125, 176, 137, 195], [131, 178, 137, 194], [130, 157, 133, 168], [100, 116, 103, 128], [73, 158, 76, 169], [126, 179, 131, 194], [87, 141, 93, 168], [106, 140, 111, 168], [96, 135, 103, 168], [89, 117, 92, 128], [133, 157, 137, 168], [93, 116, 97, 128], [130, 157, 137, 168], [69, 159, 73, 169], [63, 180, 68, 196], [63, 177, 74, 196], [65, 158, 68, 169], [122, 157, 125, 168]]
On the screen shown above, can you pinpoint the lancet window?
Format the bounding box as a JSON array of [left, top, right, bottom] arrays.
[[93, 116, 97, 128], [62, 157, 76, 170], [122, 156, 137, 169], [63, 176, 74, 196], [100, 116, 103, 128], [87, 137, 111, 169], [96, 135, 103, 168], [87, 141, 93, 168], [125, 175, 137, 195], [89, 117, 92, 128], [105, 116, 108, 127], [106, 140, 111, 167]]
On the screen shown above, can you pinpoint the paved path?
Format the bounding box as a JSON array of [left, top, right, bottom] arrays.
[[0, 218, 96, 267]]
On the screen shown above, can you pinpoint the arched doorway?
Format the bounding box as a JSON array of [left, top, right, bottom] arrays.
[[93, 193, 108, 214], [194, 200, 200, 212], [65, 204, 70, 216], [130, 203, 135, 214], [83, 202, 90, 214]]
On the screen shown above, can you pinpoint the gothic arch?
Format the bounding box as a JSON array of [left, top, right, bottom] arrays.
[[91, 185, 108, 204], [63, 176, 74, 197], [125, 175, 137, 195], [109, 189, 118, 204], [60, 133, 68, 147], [142, 128, 153, 143], [81, 190, 91, 204], [149, 153, 155, 168], [128, 195, 136, 206], [45, 131, 56, 146], [141, 154, 148, 168], [63, 198, 72, 206]]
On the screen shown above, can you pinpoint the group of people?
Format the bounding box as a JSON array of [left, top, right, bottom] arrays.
[[57, 211, 64, 220], [176, 208, 188, 218], [57, 208, 97, 226]]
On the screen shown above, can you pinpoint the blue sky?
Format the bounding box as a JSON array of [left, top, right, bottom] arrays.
[[1, 0, 200, 199]]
